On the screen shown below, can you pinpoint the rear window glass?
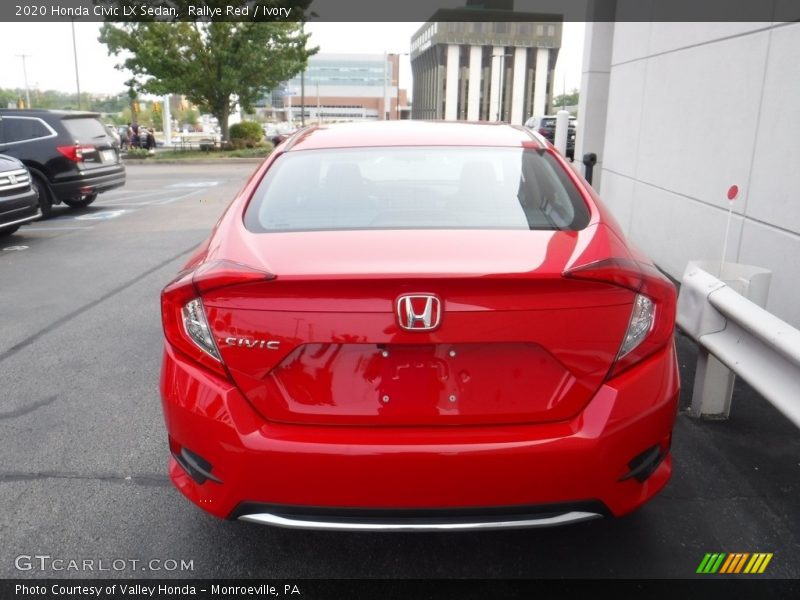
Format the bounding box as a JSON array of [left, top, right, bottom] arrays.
[[244, 147, 590, 233], [62, 118, 109, 143]]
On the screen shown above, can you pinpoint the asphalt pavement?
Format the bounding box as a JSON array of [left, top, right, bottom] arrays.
[[0, 162, 798, 580]]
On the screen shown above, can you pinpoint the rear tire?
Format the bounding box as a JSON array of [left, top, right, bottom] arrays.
[[31, 175, 53, 218], [63, 192, 98, 208], [0, 226, 20, 237]]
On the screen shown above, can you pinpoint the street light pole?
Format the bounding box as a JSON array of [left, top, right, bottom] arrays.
[[492, 52, 511, 122], [16, 54, 31, 109]]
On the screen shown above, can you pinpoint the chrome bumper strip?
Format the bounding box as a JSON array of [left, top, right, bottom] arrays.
[[239, 510, 602, 531], [0, 209, 41, 230]]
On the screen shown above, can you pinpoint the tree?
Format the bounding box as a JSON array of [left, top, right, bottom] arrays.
[[553, 89, 580, 110], [99, 2, 315, 140]]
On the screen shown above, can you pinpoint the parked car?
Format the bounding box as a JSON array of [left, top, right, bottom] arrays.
[[0, 155, 39, 237], [524, 115, 577, 159], [0, 109, 126, 217], [159, 121, 679, 530]]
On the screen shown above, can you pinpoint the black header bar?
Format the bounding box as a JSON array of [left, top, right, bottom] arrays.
[[0, 0, 797, 23]]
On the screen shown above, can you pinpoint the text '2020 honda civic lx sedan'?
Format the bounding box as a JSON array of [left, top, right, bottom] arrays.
[[159, 121, 679, 531]]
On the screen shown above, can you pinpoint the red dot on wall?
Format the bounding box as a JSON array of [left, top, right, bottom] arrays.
[[727, 185, 739, 201]]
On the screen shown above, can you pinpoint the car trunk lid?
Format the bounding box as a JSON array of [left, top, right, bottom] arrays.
[[61, 116, 120, 168], [201, 228, 635, 426]]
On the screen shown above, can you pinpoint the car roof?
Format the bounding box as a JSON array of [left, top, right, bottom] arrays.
[[284, 121, 543, 151], [0, 108, 101, 119]]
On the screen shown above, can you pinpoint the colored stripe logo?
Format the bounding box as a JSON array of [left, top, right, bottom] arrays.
[[697, 553, 773, 574]]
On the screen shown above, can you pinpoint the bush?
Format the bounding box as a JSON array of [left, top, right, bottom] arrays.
[[125, 148, 150, 159], [228, 121, 263, 145]]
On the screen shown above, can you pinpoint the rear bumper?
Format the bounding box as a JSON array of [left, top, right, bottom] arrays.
[[51, 165, 126, 200], [160, 342, 679, 525]]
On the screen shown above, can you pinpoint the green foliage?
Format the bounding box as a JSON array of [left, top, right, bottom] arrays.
[[228, 121, 264, 146], [553, 89, 580, 109], [125, 148, 151, 159], [174, 107, 200, 129], [0, 88, 128, 113], [99, 2, 317, 140], [154, 146, 272, 160]]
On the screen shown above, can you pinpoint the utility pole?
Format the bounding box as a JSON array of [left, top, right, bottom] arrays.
[[71, 21, 82, 109], [382, 51, 388, 120], [300, 68, 306, 127], [300, 21, 306, 127], [16, 54, 31, 109]]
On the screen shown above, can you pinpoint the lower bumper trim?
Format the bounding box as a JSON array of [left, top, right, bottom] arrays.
[[238, 510, 603, 531], [1, 209, 42, 230]]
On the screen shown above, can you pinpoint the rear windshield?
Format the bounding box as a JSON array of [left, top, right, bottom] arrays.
[[62, 117, 109, 143], [244, 147, 590, 232]]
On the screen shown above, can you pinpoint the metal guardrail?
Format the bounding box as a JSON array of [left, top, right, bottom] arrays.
[[676, 261, 800, 429]]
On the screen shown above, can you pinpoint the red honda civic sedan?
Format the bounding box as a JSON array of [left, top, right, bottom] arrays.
[[159, 121, 679, 530]]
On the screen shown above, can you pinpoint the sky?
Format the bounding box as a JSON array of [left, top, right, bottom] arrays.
[[0, 21, 585, 99]]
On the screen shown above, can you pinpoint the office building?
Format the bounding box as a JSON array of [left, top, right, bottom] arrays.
[[410, 2, 562, 123], [268, 53, 408, 123]]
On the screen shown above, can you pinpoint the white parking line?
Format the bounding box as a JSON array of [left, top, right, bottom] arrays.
[[75, 210, 128, 221], [96, 191, 176, 204], [168, 181, 221, 188], [23, 226, 94, 231], [149, 188, 211, 206], [96, 187, 210, 208]]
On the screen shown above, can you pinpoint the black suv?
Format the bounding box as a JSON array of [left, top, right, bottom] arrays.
[[0, 155, 39, 237], [0, 109, 125, 216]]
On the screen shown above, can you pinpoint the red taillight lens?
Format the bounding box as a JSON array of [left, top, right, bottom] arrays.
[[564, 257, 677, 378], [56, 144, 95, 162], [161, 260, 275, 378]]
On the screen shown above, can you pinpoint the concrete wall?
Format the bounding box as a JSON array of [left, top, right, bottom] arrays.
[[591, 22, 800, 327]]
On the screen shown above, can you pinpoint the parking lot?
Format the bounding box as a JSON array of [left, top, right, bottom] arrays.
[[1, 162, 798, 580]]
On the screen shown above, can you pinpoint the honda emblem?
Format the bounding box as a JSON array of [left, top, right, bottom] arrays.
[[396, 294, 441, 331]]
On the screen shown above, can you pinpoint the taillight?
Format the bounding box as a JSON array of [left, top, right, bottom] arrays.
[[564, 257, 677, 378], [182, 298, 219, 359], [57, 143, 95, 162], [161, 260, 275, 378]]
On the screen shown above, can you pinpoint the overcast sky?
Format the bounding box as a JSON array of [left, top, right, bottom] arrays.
[[0, 21, 584, 99]]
